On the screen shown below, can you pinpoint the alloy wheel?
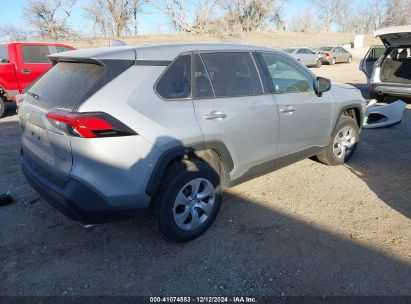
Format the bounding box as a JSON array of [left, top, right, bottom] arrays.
[[333, 126, 356, 159]]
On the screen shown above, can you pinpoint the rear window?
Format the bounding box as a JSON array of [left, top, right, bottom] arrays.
[[27, 62, 104, 110], [22, 45, 51, 63], [0, 45, 8, 62], [55, 46, 73, 53], [200, 52, 263, 98], [283, 48, 294, 53], [156, 55, 191, 100], [320, 47, 333, 51]]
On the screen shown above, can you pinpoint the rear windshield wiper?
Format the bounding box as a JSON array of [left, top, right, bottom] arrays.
[[26, 91, 41, 101]]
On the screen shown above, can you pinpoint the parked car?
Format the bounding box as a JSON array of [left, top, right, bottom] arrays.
[[283, 48, 322, 67], [0, 42, 75, 117], [317, 46, 352, 65], [360, 25, 411, 98], [359, 45, 386, 84], [18, 43, 365, 242]]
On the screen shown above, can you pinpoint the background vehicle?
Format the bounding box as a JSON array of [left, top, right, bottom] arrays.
[[0, 42, 75, 117], [360, 45, 386, 87], [317, 46, 352, 65], [283, 47, 322, 67], [361, 25, 411, 98], [18, 43, 364, 242]]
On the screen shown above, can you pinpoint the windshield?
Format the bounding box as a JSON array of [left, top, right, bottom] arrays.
[[283, 48, 294, 53]]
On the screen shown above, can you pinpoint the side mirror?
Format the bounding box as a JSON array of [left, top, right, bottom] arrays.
[[0, 58, 9, 64], [315, 77, 331, 97]]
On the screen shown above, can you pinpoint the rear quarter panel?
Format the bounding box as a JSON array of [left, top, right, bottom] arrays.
[[76, 65, 204, 205]]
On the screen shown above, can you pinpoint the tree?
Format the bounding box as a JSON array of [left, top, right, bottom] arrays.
[[349, 0, 411, 34], [310, 0, 343, 32], [220, 0, 286, 32], [288, 6, 316, 32], [84, 0, 145, 37], [0, 25, 30, 41], [24, 0, 77, 40], [193, 0, 218, 33], [149, 0, 194, 33]]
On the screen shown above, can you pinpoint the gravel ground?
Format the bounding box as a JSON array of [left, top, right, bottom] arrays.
[[0, 60, 410, 296]]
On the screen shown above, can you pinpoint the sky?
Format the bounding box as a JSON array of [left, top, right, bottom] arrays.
[[0, 0, 340, 36]]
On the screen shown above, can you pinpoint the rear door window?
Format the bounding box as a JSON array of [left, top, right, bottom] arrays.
[[368, 47, 386, 60], [22, 45, 51, 63], [0, 45, 8, 63], [200, 52, 263, 98], [193, 54, 214, 98], [27, 62, 104, 110], [156, 55, 191, 100]]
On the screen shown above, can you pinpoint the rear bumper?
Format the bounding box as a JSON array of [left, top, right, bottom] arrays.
[[320, 56, 332, 63], [3, 89, 20, 100], [20, 151, 150, 224], [371, 83, 411, 97]]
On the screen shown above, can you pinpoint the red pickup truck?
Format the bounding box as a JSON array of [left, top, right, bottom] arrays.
[[0, 42, 75, 117]]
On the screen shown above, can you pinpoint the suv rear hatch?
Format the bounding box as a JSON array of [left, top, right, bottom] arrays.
[[19, 49, 136, 187], [374, 26, 411, 85]]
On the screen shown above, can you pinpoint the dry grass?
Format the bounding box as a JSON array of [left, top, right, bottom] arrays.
[[58, 31, 380, 49]]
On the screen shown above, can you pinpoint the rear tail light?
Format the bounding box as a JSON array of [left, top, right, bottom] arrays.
[[46, 111, 137, 138], [15, 94, 25, 106], [325, 52, 331, 57]]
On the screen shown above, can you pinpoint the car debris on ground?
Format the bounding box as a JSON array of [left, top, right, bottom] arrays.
[[364, 99, 407, 128]]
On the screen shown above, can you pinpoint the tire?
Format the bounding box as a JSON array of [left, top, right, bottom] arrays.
[[347, 56, 352, 64], [0, 98, 5, 118], [315, 59, 322, 68], [152, 160, 222, 242], [316, 115, 359, 166], [330, 58, 336, 65]]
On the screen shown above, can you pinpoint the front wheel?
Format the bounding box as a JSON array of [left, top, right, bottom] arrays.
[[347, 56, 352, 63], [152, 160, 222, 242], [316, 116, 359, 166], [0, 98, 5, 118]]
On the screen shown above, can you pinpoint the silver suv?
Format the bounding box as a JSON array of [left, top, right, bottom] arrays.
[[18, 43, 365, 241], [360, 26, 411, 98]]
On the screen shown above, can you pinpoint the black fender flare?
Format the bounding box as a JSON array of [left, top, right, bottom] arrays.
[[331, 104, 363, 135], [145, 141, 234, 197]]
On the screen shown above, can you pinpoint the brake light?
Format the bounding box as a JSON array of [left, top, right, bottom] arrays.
[[46, 111, 136, 138], [325, 52, 331, 57]]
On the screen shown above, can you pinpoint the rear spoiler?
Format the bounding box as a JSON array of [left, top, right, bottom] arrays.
[[47, 47, 137, 65]]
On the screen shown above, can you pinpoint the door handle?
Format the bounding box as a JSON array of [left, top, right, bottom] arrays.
[[21, 68, 31, 74], [279, 106, 297, 114], [204, 111, 227, 120]]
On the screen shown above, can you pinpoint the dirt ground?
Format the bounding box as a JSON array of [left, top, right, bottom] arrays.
[[0, 58, 410, 296]]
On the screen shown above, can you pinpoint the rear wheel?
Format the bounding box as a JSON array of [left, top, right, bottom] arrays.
[[152, 160, 222, 242], [316, 116, 359, 166], [0, 98, 5, 118], [315, 59, 322, 68], [330, 58, 336, 65], [347, 56, 352, 63]]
